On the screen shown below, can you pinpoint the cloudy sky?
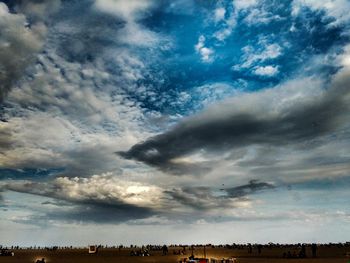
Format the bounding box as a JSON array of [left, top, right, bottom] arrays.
[[1, 0, 350, 246]]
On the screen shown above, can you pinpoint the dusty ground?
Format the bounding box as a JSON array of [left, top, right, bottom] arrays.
[[1, 246, 350, 263]]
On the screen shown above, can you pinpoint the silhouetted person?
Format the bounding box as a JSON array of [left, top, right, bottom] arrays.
[[312, 243, 317, 258], [162, 245, 168, 255], [248, 243, 252, 254], [258, 244, 262, 254], [189, 245, 194, 259], [299, 244, 306, 258], [36, 258, 45, 263]]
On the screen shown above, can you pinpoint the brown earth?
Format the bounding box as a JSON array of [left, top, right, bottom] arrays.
[[1, 246, 350, 263]]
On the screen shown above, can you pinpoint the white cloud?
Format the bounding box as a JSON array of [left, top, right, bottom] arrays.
[[292, 0, 350, 26], [212, 3, 237, 42], [200, 47, 214, 62], [118, 21, 160, 47], [191, 82, 245, 110], [234, 0, 258, 11], [244, 8, 283, 25], [213, 15, 237, 41], [0, 0, 174, 180], [233, 42, 282, 73], [254, 65, 279, 76], [49, 173, 164, 207], [1, 44, 154, 175], [93, 0, 153, 21], [195, 35, 215, 63], [214, 7, 226, 22]]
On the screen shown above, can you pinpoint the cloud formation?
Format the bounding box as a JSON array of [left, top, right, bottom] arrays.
[[2, 174, 160, 223], [165, 180, 274, 211], [1, 174, 276, 223], [0, 2, 46, 101], [0, 0, 350, 244], [120, 65, 350, 173]]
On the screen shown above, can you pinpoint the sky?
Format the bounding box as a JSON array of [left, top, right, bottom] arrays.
[[0, 0, 350, 246]]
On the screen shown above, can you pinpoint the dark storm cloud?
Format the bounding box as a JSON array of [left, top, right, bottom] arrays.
[[165, 180, 275, 210], [119, 69, 350, 174]]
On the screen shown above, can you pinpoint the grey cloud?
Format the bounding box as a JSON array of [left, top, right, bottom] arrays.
[[46, 202, 153, 224], [0, 190, 4, 205], [230, 134, 350, 185], [164, 187, 215, 210], [0, 123, 13, 150], [0, 1, 156, 176], [3, 179, 155, 223], [12, 202, 153, 225], [150, 161, 212, 176], [14, 0, 61, 21], [165, 180, 275, 210], [120, 68, 350, 174], [62, 145, 124, 177], [49, 0, 159, 64], [1, 176, 275, 223], [224, 180, 275, 198], [0, 2, 49, 102], [41, 200, 71, 206], [0, 0, 63, 102]]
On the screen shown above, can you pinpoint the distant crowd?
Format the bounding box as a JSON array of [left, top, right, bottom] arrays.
[[1, 241, 350, 258], [0, 242, 350, 253]]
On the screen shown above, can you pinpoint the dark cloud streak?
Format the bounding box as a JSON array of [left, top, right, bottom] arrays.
[[165, 180, 275, 210], [119, 70, 350, 174]]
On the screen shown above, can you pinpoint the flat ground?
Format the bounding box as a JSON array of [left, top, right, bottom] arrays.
[[1, 246, 350, 263]]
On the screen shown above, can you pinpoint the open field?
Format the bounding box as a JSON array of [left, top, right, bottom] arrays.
[[1, 245, 350, 263]]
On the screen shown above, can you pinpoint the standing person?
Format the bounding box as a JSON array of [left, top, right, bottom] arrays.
[[162, 245, 168, 255], [311, 243, 317, 258], [248, 244, 252, 254], [258, 244, 262, 254], [299, 244, 306, 258]]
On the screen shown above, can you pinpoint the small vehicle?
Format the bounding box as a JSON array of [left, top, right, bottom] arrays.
[[88, 245, 98, 254]]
